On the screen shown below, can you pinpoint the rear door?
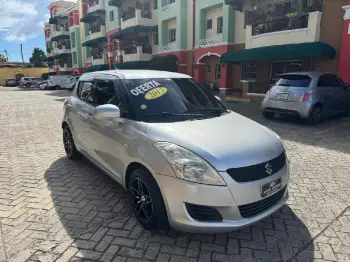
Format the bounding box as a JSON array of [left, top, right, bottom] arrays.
[[268, 74, 311, 102], [331, 75, 348, 112], [317, 74, 334, 115]]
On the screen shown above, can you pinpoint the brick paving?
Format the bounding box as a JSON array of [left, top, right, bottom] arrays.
[[0, 87, 349, 262]]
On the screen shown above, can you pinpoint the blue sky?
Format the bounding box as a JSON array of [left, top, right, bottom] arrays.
[[0, 0, 75, 62]]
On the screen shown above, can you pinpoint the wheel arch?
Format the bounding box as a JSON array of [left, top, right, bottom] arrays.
[[125, 162, 152, 190]]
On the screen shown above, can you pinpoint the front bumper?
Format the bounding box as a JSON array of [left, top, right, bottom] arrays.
[[154, 164, 289, 233], [261, 98, 312, 118]]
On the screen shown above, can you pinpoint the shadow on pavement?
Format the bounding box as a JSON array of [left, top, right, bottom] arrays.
[[45, 90, 71, 97], [45, 156, 314, 261]]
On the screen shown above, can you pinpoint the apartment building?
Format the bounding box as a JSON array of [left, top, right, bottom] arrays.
[[45, 1, 76, 75], [44, 0, 348, 98], [222, 0, 347, 96], [338, 0, 350, 83]]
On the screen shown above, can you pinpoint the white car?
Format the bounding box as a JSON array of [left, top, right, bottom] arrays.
[[47, 75, 70, 90], [64, 76, 80, 90]]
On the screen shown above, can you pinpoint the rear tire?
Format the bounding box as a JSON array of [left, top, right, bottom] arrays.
[[127, 168, 169, 231], [55, 85, 60, 90], [63, 126, 81, 160], [307, 105, 322, 125], [263, 111, 275, 119], [26, 83, 31, 88]]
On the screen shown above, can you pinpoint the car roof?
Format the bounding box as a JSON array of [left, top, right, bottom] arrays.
[[79, 70, 191, 81], [281, 72, 336, 78]]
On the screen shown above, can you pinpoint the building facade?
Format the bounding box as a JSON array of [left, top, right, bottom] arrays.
[[44, 0, 348, 97]]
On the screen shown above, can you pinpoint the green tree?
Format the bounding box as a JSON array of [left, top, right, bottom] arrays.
[[29, 48, 47, 67], [0, 54, 7, 62]]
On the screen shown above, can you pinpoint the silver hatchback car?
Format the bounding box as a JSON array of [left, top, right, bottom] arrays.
[[62, 70, 289, 233], [261, 72, 350, 124]]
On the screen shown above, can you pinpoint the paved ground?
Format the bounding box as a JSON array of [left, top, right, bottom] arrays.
[[0, 86, 349, 262]]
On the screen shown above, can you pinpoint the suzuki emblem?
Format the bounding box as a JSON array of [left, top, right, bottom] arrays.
[[265, 163, 273, 175]]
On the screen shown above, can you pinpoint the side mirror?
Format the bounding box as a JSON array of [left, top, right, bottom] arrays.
[[94, 104, 121, 120], [215, 96, 222, 102]]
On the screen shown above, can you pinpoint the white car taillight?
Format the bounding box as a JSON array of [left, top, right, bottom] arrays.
[[299, 93, 310, 102]]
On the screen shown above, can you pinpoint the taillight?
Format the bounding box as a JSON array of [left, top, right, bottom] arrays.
[[299, 93, 310, 102]]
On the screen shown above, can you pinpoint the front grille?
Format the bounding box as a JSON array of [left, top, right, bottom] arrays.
[[185, 203, 223, 222], [238, 186, 287, 219], [226, 152, 286, 183]]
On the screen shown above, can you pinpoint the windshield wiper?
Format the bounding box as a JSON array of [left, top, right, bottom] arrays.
[[144, 112, 205, 119]]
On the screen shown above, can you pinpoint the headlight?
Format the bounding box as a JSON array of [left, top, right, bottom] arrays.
[[154, 142, 226, 186]]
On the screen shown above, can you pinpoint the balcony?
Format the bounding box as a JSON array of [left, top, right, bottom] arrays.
[[199, 34, 223, 47], [159, 42, 177, 52], [245, 12, 323, 49], [87, 0, 105, 14], [121, 9, 156, 29], [85, 25, 106, 42], [55, 46, 71, 55], [51, 27, 70, 42], [161, 1, 176, 12], [87, 53, 108, 65], [122, 46, 153, 62]]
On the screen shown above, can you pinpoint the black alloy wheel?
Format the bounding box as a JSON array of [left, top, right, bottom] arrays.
[[307, 105, 322, 125], [130, 177, 153, 223], [63, 126, 81, 160], [128, 169, 168, 230]]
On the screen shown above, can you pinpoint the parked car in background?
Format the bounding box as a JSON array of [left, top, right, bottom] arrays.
[[64, 76, 80, 91], [261, 72, 350, 125], [62, 70, 289, 233], [19, 77, 41, 88], [37, 81, 48, 90], [47, 75, 70, 90], [5, 78, 17, 87]]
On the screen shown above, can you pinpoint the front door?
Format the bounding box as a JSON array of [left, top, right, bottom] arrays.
[[317, 74, 338, 116], [87, 77, 128, 181]]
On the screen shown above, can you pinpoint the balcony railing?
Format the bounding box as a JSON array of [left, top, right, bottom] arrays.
[[86, 25, 106, 41], [161, 1, 176, 12], [87, 0, 105, 13], [199, 34, 223, 47], [122, 46, 153, 62], [122, 11, 136, 22], [252, 15, 308, 36], [159, 42, 177, 52]]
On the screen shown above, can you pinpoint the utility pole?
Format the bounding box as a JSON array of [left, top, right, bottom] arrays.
[[20, 44, 24, 65]]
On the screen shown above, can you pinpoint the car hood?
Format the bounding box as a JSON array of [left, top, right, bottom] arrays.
[[144, 112, 284, 171]]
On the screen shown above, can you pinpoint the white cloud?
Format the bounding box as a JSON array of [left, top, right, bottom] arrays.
[[0, 0, 76, 42]]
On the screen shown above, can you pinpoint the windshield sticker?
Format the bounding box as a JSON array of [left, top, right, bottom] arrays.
[[140, 104, 147, 110], [145, 87, 168, 100], [130, 80, 161, 96]]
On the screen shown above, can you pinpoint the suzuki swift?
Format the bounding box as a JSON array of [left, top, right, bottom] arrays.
[[62, 70, 289, 233]]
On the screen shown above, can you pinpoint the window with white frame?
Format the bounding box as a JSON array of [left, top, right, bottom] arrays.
[[215, 64, 221, 80], [242, 63, 257, 80], [217, 16, 223, 34], [110, 11, 114, 22], [168, 28, 176, 43]]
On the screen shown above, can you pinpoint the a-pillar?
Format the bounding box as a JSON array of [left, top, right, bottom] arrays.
[[338, 3, 350, 83], [219, 64, 233, 95], [194, 63, 206, 85]]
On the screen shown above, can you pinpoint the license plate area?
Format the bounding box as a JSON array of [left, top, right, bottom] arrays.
[[261, 178, 282, 198], [277, 93, 289, 100]]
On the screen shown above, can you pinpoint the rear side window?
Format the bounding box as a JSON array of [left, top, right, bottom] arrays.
[[23, 78, 29, 81], [274, 74, 311, 88], [77, 82, 94, 104]]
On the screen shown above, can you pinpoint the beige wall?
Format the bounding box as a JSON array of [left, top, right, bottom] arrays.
[[234, 11, 245, 44], [245, 12, 322, 49], [168, 18, 177, 30], [0, 68, 49, 86], [205, 7, 223, 39]]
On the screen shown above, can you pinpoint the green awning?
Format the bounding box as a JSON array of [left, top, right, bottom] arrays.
[[82, 36, 107, 47], [80, 9, 106, 23], [115, 61, 152, 69], [55, 53, 72, 59], [51, 34, 71, 42], [220, 42, 336, 64], [85, 64, 109, 72], [110, 25, 158, 39]]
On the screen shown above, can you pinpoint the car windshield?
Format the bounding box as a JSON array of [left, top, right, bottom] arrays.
[[275, 74, 311, 87], [124, 78, 227, 123]]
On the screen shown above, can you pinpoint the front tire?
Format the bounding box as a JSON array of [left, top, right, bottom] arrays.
[[26, 83, 31, 88], [55, 85, 60, 90], [63, 126, 81, 160], [263, 111, 275, 119], [128, 169, 169, 231], [307, 105, 322, 125]]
